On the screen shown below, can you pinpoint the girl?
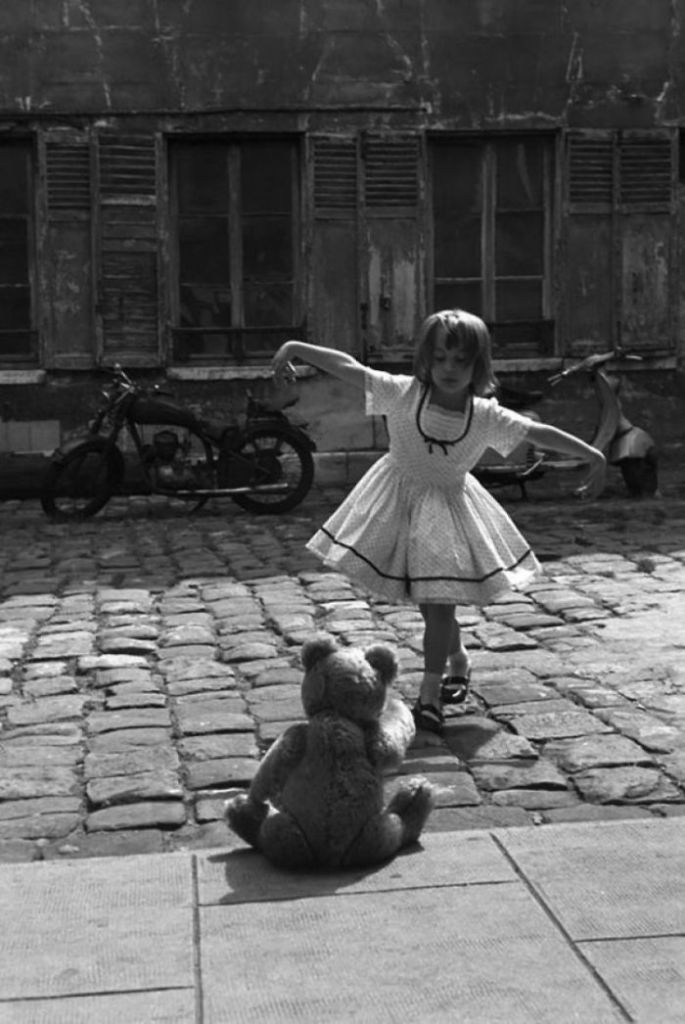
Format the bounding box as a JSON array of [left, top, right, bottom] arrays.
[[272, 310, 606, 736]]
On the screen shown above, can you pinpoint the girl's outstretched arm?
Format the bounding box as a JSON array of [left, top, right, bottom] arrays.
[[526, 422, 607, 498], [272, 340, 367, 389]]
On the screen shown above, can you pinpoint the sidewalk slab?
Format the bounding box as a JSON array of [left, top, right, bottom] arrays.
[[580, 937, 685, 1024], [0, 854, 195, 1005], [2, 990, 195, 1024], [496, 817, 685, 939], [199, 883, 624, 1023]]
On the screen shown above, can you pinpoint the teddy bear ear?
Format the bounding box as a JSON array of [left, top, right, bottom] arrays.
[[301, 633, 339, 671], [364, 644, 398, 685]]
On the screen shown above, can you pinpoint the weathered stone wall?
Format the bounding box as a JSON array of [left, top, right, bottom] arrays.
[[0, 1, 680, 127]]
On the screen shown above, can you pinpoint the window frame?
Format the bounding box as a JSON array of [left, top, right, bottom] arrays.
[[428, 133, 556, 358], [167, 134, 304, 366]]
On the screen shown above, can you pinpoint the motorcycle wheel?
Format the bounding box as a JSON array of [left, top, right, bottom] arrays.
[[619, 455, 659, 498], [230, 427, 314, 514], [40, 441, 120, 520]]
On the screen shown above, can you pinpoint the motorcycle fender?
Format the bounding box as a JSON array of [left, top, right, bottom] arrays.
[[609, 426, 656, 463], [49, 437, 126, 479], [250, 418, 317, 452]]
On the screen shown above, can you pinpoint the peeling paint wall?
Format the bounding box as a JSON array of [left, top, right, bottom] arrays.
[[0, 2, 681, 126]]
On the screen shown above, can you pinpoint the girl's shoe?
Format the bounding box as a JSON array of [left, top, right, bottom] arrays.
[[412, 699, 444, 736], [441, 666, 471, 705]]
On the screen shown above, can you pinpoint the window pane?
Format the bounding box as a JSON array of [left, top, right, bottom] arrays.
[[241, 142, 293, 213], [495, 279, 542, 320], [0, 144, 31, 353], [179, 217, 229, 283], [0, 146, 29, 214], [0, 221, 29, 283], [175, 145, 229, 213], [434, 213, 481, 277], [243, 215, 292, 281], [0, 330, 35, 357], [496, 213, 543, 275], [0, 286, 31, 328], [179, 284, 231, 328], [434, 281, 482, 317], [496, 139, 544, 209], [243, 283, 293, 326], [432, 145, 481, 212]]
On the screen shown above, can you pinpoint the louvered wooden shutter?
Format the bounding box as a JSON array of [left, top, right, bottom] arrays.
[[313, 137, 357, 214], [362, 134, 422, 362], [96, 132, 160, 365], [42, 131, 95, 368], [619, 131, 674, 350], [619, 133, 673, 209], [310, 137, 360, 352], [568, 134, 613, 206], [363, 135, 419, 210], [46, 141, 91, 211], [566, 130, 675, 353]]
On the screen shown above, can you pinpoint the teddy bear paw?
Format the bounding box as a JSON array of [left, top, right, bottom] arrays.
[[387, 776, 436, 844]]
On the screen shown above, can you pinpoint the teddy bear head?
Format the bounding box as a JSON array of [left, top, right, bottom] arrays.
[[299, 634, 398, 725]]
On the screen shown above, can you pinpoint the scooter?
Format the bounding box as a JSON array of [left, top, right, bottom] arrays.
[[473, 349, 659, 499]]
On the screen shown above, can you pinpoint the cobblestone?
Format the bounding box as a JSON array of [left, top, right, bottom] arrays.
[[0, 486, 685, 861]]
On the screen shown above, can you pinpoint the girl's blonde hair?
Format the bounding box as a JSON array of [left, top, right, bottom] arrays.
[[413, 309, 497, 397]]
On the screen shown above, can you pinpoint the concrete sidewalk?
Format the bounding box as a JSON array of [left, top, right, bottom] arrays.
[[2, 816, 684, 1023]]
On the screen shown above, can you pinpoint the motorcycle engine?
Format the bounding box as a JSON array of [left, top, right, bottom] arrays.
[[151, 430, 198, 489]]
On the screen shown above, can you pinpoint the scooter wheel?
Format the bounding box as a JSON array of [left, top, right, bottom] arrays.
[[619, 455, 659, 498]]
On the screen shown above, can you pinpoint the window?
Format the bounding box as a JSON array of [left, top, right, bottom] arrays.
[[0, 140, 35, 365], [169, 137, 302, 363], [431, 136, 554, 356]]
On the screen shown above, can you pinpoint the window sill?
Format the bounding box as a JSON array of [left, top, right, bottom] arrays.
[[167, 365, 317, 381], [494, 355, 677, 372], [0, 370, 47, 384]]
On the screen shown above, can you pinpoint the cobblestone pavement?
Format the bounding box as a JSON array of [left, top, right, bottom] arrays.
[[1, 481, 685, 864]]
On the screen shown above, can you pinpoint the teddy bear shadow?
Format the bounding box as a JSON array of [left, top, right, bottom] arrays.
[[207, 838, 428, 905]]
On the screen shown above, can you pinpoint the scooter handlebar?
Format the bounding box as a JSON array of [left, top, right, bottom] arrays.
[[548, 348, 644, 387]]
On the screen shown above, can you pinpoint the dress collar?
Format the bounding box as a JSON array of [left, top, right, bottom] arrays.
[[416, 386, 474, 454]]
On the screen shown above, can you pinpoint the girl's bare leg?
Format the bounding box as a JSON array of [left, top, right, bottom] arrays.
[[447, 618, 470, 677], [419, 603, 458, 706]]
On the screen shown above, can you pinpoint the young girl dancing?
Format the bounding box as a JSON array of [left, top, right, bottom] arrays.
[[272, 309, 606, 736]]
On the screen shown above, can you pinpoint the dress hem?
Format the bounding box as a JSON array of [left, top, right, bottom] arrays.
[[306, 529, 542, 606]]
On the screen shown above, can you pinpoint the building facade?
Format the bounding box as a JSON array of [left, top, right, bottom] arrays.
[[0, 0, 684, 479]]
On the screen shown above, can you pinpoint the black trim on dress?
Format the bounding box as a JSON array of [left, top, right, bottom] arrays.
[[415, 387, 474, 455], [318, 526, 534, 586]]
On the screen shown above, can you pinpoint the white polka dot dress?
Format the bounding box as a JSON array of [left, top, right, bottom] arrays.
[[307, 370, 542, 605]]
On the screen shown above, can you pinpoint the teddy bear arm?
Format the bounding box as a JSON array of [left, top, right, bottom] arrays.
[[248, 723, 308, 804], [366, 696, 416, 771]]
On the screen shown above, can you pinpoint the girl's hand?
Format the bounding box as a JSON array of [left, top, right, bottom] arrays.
[[271, 341, 298, 386], [574, 450, 607, 499]]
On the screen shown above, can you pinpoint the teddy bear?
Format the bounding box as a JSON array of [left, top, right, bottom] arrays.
[[225, 634, 435, 870]]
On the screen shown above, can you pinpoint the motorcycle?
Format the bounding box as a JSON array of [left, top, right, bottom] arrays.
[[40, 365, 316, 520], [473, 349, 659, 499]]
